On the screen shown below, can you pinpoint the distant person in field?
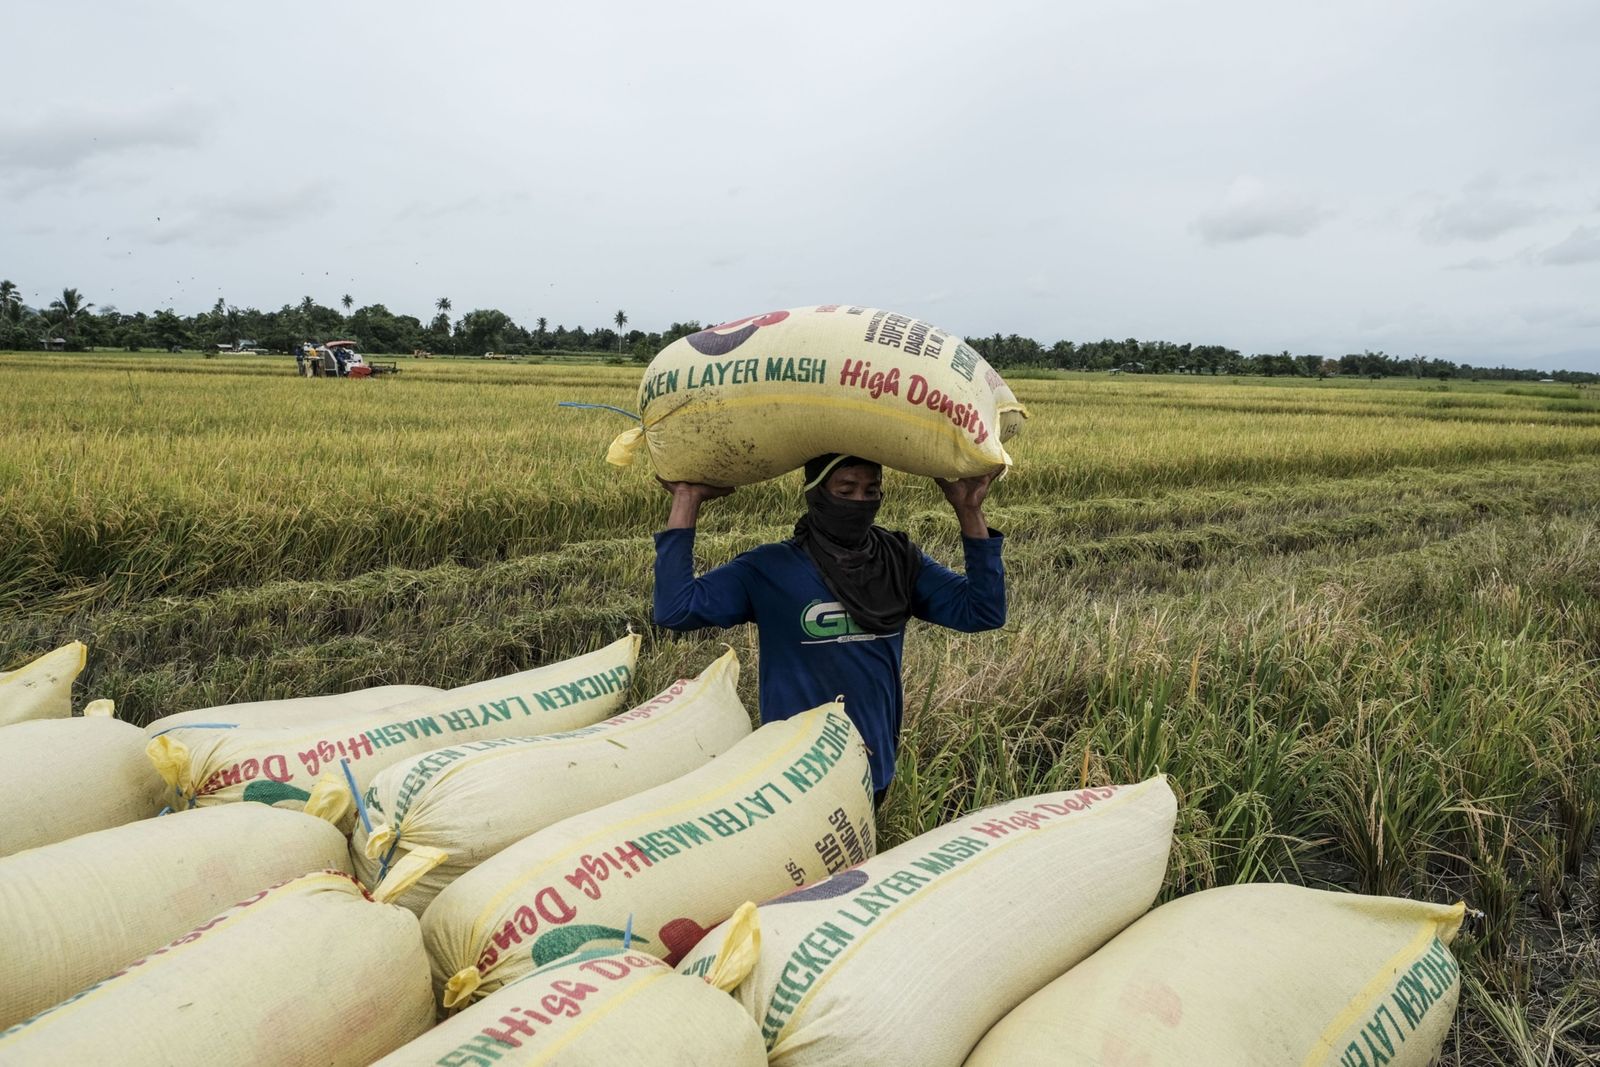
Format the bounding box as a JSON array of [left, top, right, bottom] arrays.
[[654, 454, 1006, 808]]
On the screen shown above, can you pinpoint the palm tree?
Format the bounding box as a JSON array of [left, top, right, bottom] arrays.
[[436, 296, 451, 315], [48, 288, 93, 344], [614, 310, 628, 354], [0, 280, 21, 324], [341, 294, 354, 314]]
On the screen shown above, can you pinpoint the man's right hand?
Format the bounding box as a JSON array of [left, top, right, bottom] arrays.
[[659, 478, 734, 529], [657, 478, 735, 502]]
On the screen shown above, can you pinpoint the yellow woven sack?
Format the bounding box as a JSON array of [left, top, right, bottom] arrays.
[[680, 777, 1177, 1067], [355, 649, 753, 915], [372, 938, 766, 1066], [991, 373, 1028, 441], [965, 883, 1466, 1067], [0, 705, 167, 857], [145, 684, 441, 734], [608, 306, 1017, 486], [0, 870, 432, 1066], [0, 807, 351, 1030], [147, 634, 640, 814], [0, 642, 85, 727], [424, 703, 874, 1010]]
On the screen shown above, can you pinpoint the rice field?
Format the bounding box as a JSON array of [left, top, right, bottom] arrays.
[[4, 350, 1599, 1062]]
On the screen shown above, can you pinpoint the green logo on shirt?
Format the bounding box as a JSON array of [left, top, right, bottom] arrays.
[[802, 600, 865, 640]]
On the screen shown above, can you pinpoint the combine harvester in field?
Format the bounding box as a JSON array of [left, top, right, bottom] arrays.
[[296, 339, 399, 379]]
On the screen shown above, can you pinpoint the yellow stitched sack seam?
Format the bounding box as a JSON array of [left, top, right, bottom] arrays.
[[392, 652, 732, 829], [169, 642, 639, 751], [12, 871, 351, 1037], [1298, 904, 1466, 1066]]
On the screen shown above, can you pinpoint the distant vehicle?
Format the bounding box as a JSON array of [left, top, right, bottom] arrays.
[[482, 350, 509, 360], [321, 340, 366, 373], [297, 340, 397, 379]]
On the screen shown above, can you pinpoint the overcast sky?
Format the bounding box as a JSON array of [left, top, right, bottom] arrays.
[[4, 1, 1598, 370]]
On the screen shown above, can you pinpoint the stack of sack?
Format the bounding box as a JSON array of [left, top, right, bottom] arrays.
[[352, 648, 753, 914], [1, 625, 1469, 1065], [3, 637, 788, 1065], [421, 701, 875, 1008], [680, 776, 1467, 1066]]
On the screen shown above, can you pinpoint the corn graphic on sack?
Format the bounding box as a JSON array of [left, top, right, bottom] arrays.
[[373, 943, 766, 1066], [0, 814, 354, 1033], [608, 306, 1018, 486], [144, 684, 441, 734], [0, 870, 432, 1066], [355, 649, 752, 915], [680, 777, 1177, 1067], [424, 703, 873, 1010], [147, 634, 639, 814], [0, 704, 167, 857], [965, 883, 1465, 1067], [0, 642, 85, 727]]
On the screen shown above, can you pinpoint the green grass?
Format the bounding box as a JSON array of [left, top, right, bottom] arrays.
[[3, 351, 1597, 1062]]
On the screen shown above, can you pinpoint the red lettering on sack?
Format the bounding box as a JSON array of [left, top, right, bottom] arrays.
[[477, 886, 579, 970]]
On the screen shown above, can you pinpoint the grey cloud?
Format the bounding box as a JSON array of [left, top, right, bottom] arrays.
[[208, 184, 336, 225], [1519, 304, 1600, 329], [1419, 195, 1551, 243], [134, 183, 335, 247], [0, 100, 209, 182], [1444, 256, 1503, 271], [1539, 226, 1600, 266], [394, 195, 487, 224], [393, 191, 532, 225], [1193, 178, 1333, 244]]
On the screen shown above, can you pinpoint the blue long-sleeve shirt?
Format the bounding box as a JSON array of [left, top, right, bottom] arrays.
[[653, 527, 1006, 790]]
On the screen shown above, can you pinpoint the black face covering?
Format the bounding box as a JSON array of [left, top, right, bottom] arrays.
[[791, 459, 922, 635]]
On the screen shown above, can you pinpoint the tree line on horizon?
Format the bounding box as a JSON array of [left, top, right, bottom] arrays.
[[1, 281, 1594, 384]]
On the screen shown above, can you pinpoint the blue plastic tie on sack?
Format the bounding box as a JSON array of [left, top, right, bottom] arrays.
[[147, 722, 240, 739], [623, 912, 634, 950], [557, 401, 641, 422], [377, 832, 403, 885], [340, 758, 373, 836]]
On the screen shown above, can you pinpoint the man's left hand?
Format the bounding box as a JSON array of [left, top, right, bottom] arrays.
[[934, 471, 998, 512]]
